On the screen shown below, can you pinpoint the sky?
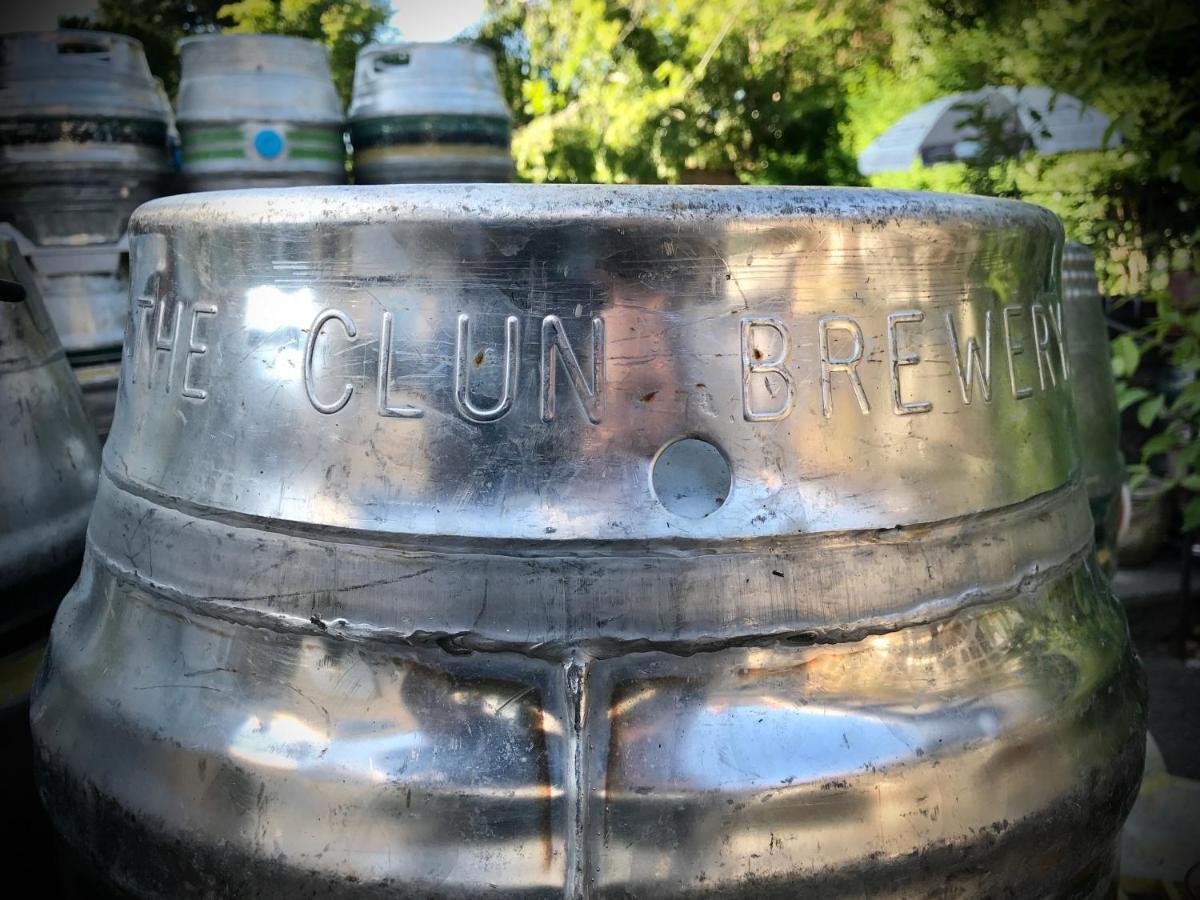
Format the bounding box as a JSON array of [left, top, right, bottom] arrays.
[[3, 1, 489, 41], [387, 0, 487, 42]]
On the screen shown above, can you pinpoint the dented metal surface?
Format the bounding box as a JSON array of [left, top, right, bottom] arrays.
[[176, 35, 346, 191], [0, 237, 99, 623], [32, 186, 1146, 898]]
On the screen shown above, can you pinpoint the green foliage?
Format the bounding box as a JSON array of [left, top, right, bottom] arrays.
[[477, 0, 876, 184]]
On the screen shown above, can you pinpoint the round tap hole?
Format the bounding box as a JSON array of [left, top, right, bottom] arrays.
[[651, 437, 731, 519]]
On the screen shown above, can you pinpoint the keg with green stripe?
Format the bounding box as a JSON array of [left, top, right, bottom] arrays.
[[0, 30, 173, 246], [349, 43, 513, 184], [176, 35, 345, 190]]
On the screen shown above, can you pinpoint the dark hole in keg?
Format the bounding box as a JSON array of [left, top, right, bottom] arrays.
[[375, 52, 411, 71], [651, 437, 731, 519], [0, 278, 26, 303], [57, 40, 110, 58]]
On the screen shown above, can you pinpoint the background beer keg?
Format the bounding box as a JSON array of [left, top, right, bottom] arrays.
[[0, 236, 99, 630], [0, 235, 101, 896], [0, 30, 173, 440], [0, 30, 173, 247], [176, 34, 346, 191], [33, 186, 1145, 899], [349, 43, 513, 183], [1062, 242, 1126, 573]]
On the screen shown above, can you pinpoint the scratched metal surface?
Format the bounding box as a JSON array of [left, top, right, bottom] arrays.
[[0, 237, 99, 610], [175, 35, 346, 191], [32, 186, 1146, 898]]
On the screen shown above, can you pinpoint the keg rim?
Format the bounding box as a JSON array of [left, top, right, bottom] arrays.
[[130, 183, 1062, 232], [176, 32, 332, 55], [0, 28, 148, 53], [356, 40, 499, 61]]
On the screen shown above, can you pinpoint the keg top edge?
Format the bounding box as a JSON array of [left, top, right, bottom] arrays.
[[358, 40, 498, 59], [0, 29, 147, 51], [132, 184, 1062, 232]]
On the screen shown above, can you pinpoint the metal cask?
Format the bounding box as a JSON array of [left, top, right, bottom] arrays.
[[32, 186, 1146, 899], [0, 30, 172, 247], [1062, 242, 1125, 571], [0, 30, 172, 440], [349, 43, 513, 183], [0, 237, 99, 627], [176, 35, 345, 191]]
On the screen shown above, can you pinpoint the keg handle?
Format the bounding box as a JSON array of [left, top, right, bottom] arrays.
[[55, 35, 112, 60], [372, 51, 411, 73]]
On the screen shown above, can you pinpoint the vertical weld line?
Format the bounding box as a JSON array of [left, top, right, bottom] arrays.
[[563, 650, 589, 900]]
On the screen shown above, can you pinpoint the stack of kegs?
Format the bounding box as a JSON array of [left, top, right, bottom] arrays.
[[176, 35, 346, 190], [0, 30, 174, 439]]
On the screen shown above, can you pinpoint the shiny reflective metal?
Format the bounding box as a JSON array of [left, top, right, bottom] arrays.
[[349, 42, 512, 184], [0, 237, 99, 629], [0, 225, 128, 439], [33, 186, 1146, 899], [1063, 242, 1125, 572], [0, 30, 173, 247], [176, 35, 346, 191]]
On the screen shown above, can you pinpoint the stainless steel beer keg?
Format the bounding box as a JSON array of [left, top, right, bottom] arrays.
[[1062, 242, 1125, 572], [176, 35, 346, 191], [0, 30, 173, 247], [0, 225, 127, 439], [32, 186, 1146, 899], [0, 236, 99, 625], [349, 42, 513, 183]]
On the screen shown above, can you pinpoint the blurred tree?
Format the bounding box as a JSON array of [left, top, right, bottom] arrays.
[[476, 0, 884, 184]]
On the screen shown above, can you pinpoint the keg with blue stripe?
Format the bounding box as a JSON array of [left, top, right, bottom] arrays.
[[176, 35, 345, 191], [349, 43, 513, 184]]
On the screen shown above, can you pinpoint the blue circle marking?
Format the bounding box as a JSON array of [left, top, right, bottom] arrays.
[[254, 129, 284, 159]]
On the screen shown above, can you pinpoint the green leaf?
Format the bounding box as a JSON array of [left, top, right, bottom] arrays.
[[1141, 432, 1178, 460], [1183, 497, 1200, 533], [1181, 474, 1200, 492], [1117, 385, 1151, 411], [1137, 394, 1165, 429], [1111, 334, 1140, 378]]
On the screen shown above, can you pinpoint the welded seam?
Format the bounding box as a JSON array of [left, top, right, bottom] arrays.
[[85, 541, 1095, 661], [99, 462, 1086, 559]]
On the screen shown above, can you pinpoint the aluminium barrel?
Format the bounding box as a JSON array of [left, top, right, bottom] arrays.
[[0, 30, 173, 247], [349, 42, 513, 184], [176, 34, 346, 191], [0, 236, 99, 627], [1062, 242, 1126, 572], [32, 186, 1145, 899]]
